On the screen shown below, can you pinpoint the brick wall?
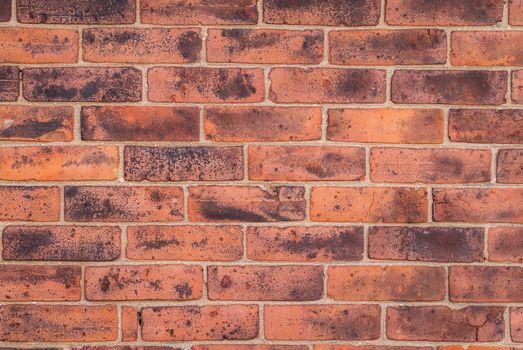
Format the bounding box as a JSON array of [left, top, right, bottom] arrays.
[[0, 0, 522, 349]]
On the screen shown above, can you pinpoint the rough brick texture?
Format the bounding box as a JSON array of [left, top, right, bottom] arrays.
[[0, 1, 522, 349]]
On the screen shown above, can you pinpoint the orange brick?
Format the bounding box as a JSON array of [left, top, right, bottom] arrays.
[[311, 187, 427, 223], [207, 29, 323, 64], [122, 306, 138, 341], [0, 28, 78, 63], [0, 186, 60, 221], [141, 305, 259, 341], [0, 66, 18, 101], [194, 346, 308, 350], [328, 108, 444, 144], [85, 265, 203, 301], [126, 225, 243, 261], [497, 149, 523, 183], [452, 32, 523, 66], [0, 146, 119, 181], [249, 146, 365, 181], [328, 266, 445, 301], [511, 0, 523, 25], [511, 307, 523, 342], [488, 227, 523, 262], [316, 346, 431, 350]]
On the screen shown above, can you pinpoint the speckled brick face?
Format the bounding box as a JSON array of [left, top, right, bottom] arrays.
[[0, 0, 523, 349]]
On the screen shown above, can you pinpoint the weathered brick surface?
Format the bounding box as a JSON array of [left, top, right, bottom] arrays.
[[488, 227, 523, 262], [0, 66, 19, 101]]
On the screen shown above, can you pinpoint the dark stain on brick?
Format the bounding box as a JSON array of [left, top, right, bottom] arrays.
[[0, 119, 63, 139], [200, 202, 268, 222], [215, 71, 257, 100], [177, 31, 201, 61], [175, 282, 193, 298]]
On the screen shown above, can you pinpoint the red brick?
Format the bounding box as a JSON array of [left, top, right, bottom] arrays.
[[83, 28, 201, 63], [23, 67, 142, 102], [17, 0, 136, 24], [514, 71, 523, 103], [189, 186, 306, 222], [126, 225, 243, 261], [449, 109, 523, 144], [140, 0, 258, 25], [264, 0, 380, 25], [0, 0, 10, 21], [370, 148, 491, 183], [488, 227, 523, 262], [497, 149, 523, 183], [385, 0, 504, 25], [141, 305, 259, 341], [0, 28, 78, 63], [328, 266, 445, 301], [194, 346, 308, 350], [311, 187, 427, 223], [387, 306, 505, 341], [269, 68, 386, 103], [433, 188, 523, 223], [512, 308, 523, 342], [2, 225, 120, 261], [81, 106, 199, 142], [392, 70, 507, 105], [0, 66, 19, 101], [0, 186, 60, 222], [124, 146, 243, 182], [122, 306, 138, 342], [368, 226, 484, 262], [330, 30, 446, 65], [85, 265, 203, 301], [452, 32, 523, 66], [247, 226, 364, 262], [315, 346, 431, 350], [208, 265, 323, 301], [264, 304, 380, 340], [0, 265, 80, 301], [0, 304, 118, 342], [450, 266, 523, 302], [249, 146, 365, 181], [64, 186, 183, 222], [0, 146, 119, 181], [149, 67, 264, 103], [0, 106, 73, 141], [511, 0, 523, 25], [205, 107, 322, 142], [328, 108, 444, 144], [207, 29, 323, 64]]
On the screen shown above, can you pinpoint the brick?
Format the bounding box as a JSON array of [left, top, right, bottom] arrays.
[[264, 0, 380, 25], [0, 304, 117, 342], [385, 0, 504, 25], [122, 306, 138, 341], [0, 146, 119, 181], [189, 186, 306, 222], [127, 225, 243, 261], [23, 67, 142, 102], [387, 306, 505, 341], [497, 149, 523, 183], [74, 348, 178, 350], [0, 28, 78, 63], [124, 146, 243, 182], [81, 106, 199, 142], [194, 346, 308, 350], [141, 305, 259, 341], [85, 265, 203, 301], [512, 308, 523, 342], [433, 188, 523, 223], [17, 0, 136, 24], [247, 226, 364, 262], [514, 71, 523, 103], [0, 186, 60, 221], [264, 304, 380, 340], [208, 265, 323, 301], [141, 0, 258, 25], [511, 0, 523, 25], [207, 29, 323, 64], [449, 109, 523, 144], [452, 32, 523, 66], [328, 108, 444, 143], [269, 68, 386, 103], [311, 187, 427, 223], [488, 227, 523, 262], [391, 70, 507, 105], [450, 266, 523, 302], [249, 146, 365, 181], [328, 266, 445, 301], [330, 30, 446, 65], [2, 225, 120, 261], [0, 66, 19, 101], [0, 106, 73, 141], [0, 265, 80, 301], [0, 0, 10, 21], [64, 186, 183, 222], [369, 226, 484, 262], [315, 346, 431, 350], [205, 107, 322, 142], [83, 28, 201, 63], [370, 148, 491, 184]]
